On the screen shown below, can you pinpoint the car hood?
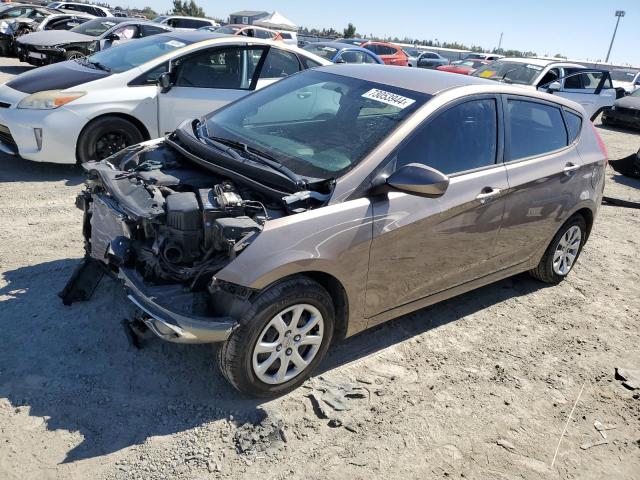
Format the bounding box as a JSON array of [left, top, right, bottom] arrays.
[[5, 60, 111, 94], [614, 96, 640, 109], [17, 30, 94, 47]]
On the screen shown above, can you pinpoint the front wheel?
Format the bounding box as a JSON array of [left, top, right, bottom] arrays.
[[64, 50, 85, 61], [76, 116, 145, 163], [217, 277, 335, 397], [529, 215, 587, 284]]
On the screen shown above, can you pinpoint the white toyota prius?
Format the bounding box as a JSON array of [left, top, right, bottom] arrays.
[[0, 31, 330, 163]]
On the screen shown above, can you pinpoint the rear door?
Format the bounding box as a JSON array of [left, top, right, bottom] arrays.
[[157, 45, 266, 135], [366, 96, 509, 319], [494, 96, 584, 268]]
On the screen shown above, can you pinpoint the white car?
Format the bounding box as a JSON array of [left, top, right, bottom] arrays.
[[47, 2, 112, 17], [152, 15, 219, 30], [471, 58, 616, 119], [610, 69, 640, 94], [0, 32, 330, 163]]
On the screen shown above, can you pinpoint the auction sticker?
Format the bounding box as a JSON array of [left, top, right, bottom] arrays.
[[362, 89, 415, 109]]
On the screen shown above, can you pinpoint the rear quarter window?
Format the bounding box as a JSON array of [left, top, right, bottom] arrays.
[[564, 110, 582, 143], [507, 99, 568, 161]]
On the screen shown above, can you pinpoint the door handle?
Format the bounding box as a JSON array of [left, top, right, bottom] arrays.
[[563, 163, 580, 175], [476, 187, 501, 204]]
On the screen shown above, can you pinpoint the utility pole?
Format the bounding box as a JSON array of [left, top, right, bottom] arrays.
[[497, 32, 503, 52], [605, 10, 625, 63]]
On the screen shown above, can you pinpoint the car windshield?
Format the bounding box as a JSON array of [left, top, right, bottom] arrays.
[[152, 16, 167, 23], [204, 70, 430, 178], [471, 61, 543, 85], [83, 34, 191, 73], [631, 89, 640, 97], [71, 18, 120, 37], [610, 70, 637, 82], [405, 49, 421, 57], [215, 25, 241, 34], [303, 44, 338, 59]]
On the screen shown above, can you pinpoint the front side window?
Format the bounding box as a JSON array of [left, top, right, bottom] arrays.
[[205, 71, 429, 178], [397, 99, 498, 175], [112, 25, 138, 40], [259, 48, 301, 79], [339, 50, 367, 64], [175, 46, 265, 89], [506, 99, 567, 161]]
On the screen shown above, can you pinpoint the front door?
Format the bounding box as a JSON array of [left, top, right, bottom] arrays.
[[365, 96, 509, 319], [157, 45, 266, 135]]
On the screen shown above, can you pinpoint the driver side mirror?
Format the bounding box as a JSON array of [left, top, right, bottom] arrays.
[[372, 163, 449, 198], [158, 71, 173, 93], [335, 57, 346, 64], [546, 81, 562, 93], [106, 32, 121, 42]]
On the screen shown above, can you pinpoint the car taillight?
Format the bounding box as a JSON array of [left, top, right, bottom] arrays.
[[590, 122, 608, 166]]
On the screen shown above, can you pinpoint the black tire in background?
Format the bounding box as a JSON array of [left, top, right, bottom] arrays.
[[217, 277, 335, 398], [529, 215, 587, 284], [76, 116, 144, 163]]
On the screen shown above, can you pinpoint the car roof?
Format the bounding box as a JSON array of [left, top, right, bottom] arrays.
[[141, 33, 332, 67], [312, 41, 367, 50], [499, 57, 585, 68], [162, 15, 215, 21], [318, 64, 495, 94]]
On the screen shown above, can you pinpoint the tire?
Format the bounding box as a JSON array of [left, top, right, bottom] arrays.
[[64, 50, 85, 61], [217, 277, 335, 397], [76, 116, 145, 163], [529, 215, 587, 284]]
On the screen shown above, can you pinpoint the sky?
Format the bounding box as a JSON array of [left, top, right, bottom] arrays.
[[123, 0, 640, 65]]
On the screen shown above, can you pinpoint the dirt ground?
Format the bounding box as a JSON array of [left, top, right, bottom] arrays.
[[0, 57, 638, 480]]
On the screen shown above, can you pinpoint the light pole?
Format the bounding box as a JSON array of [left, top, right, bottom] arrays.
[[605, 10, 625, 63]]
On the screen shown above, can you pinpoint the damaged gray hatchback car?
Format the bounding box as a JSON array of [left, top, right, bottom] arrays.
[[62, 65, 607, 397]]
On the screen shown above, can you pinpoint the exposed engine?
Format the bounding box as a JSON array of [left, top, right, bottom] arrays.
[[77, 139, 331, 291]]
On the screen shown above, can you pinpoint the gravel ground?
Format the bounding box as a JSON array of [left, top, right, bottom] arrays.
[[0, 58, 638, 480]]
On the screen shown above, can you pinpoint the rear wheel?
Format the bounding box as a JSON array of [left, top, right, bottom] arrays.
[[76, 116, 145, 163], [529, 215, 587, 284], [217, 277, 335, 397]]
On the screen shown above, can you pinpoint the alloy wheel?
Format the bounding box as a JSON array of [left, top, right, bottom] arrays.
[[94, 131, 130, 159], [252, 304, 324, 385], [552, 225, 582, 275]]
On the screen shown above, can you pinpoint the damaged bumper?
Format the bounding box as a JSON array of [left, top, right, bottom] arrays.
[[120, 267, 237, 344]]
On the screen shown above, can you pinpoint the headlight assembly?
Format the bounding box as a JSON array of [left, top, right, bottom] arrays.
[[17, 90, 86, 110]]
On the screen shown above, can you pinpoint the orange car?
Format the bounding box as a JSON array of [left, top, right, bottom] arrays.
[[360, 41, 408, 66], [212, 24, 282, 41]]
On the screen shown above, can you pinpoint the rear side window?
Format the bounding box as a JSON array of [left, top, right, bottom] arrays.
[[507, 99, 567, 161], [397, 99, 498, 174], [564, 110, 582, 143], [259, 48, 301, 79]]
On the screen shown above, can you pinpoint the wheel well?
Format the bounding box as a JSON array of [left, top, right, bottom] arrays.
[[76, 113, 151, 160], [574, 208, 594, 239], [298, 272, 350, 341]]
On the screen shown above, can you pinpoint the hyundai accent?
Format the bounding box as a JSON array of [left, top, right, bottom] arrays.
[[61, 65, 607, 397]]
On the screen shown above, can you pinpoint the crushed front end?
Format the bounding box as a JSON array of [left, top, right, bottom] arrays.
[[61, 137, 328, 344]]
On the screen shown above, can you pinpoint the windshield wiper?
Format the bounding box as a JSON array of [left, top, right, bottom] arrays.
[[208, 135, 305, 189], [79, 58, 111, 72]]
